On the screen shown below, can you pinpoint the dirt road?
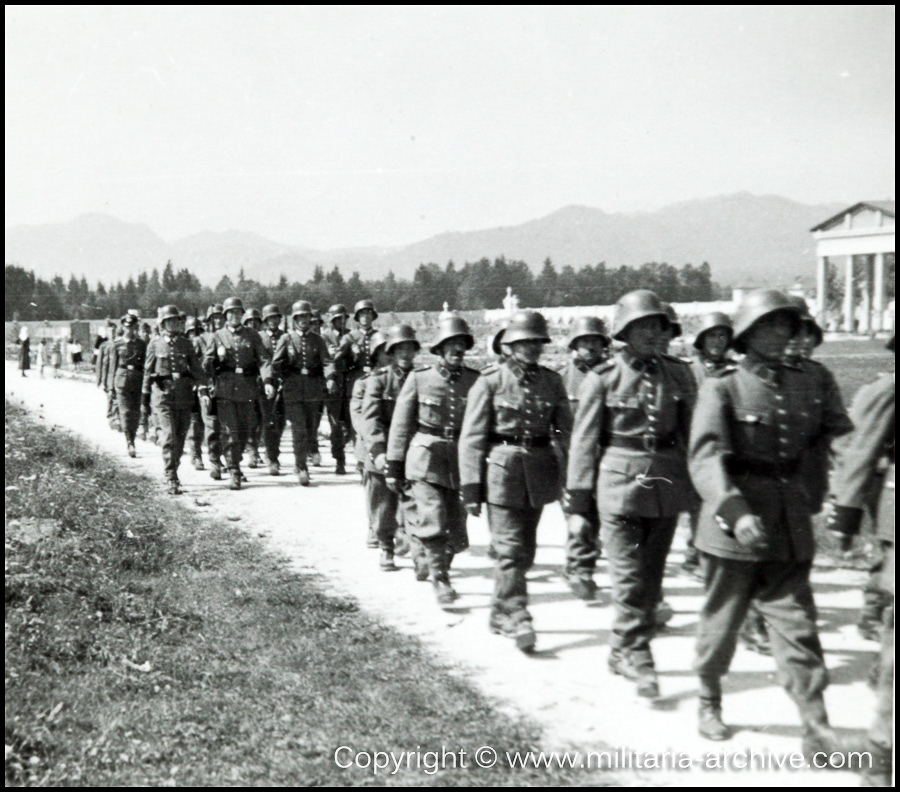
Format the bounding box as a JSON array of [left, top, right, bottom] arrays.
[[6, 362, 882, 785]]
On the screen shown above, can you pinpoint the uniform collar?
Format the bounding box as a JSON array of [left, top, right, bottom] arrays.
[[504, 358, 539, 381], [573, 357, 599, 373], [741, 353, 786, 386], [392, 363, 411, 379], [437, 362, 462, 380], [622, 347, 659, 375], [226, 323, 243, 334], [163, 331, 177, 342], [698, 351, 727, 369]]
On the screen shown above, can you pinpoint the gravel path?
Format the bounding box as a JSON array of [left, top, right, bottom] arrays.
[[6, 362, 881, 785]]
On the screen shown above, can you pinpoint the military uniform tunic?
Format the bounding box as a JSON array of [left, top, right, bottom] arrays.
[[339, 327, 379, 390], [143, 331, 205, 482], [258, 327, 287, 465], [203, 324, 271, 474], [321, 327, 353, 465], [351, 371, 376, 538], [361, 363, 417, 550], [197, 330, 223, 468], [272, 329, 333, 472], [387, 363, 480, 577], [566, 348, 696, 663], [459, 359, 572, 624], [688, 352, 853, 703], [97, 338, 120, 427], [107, 336, 147, 444]]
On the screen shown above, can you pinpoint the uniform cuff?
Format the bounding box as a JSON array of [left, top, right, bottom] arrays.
[[460, 483, 482, 505], [714, 495, 752, 536], [369, 442, 387, 459], [826, 505, 863, 537], [386, 460, 404, 480], [563, 489, 594, 515]]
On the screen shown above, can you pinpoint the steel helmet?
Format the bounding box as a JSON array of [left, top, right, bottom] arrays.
[[158, 304, 181, 323], [429, 315, 475, 354], [206, 304, 224, 321], [384, 324, 420, 354], [612, 290, 670, 340], [121, 314, 138, 327], [567, 316, 610, 350], [353, 299, 378, 321], [261, 304, 282, 322], [693, 312, 734, 350], [185, 316, 201, 334], [785, 295, 823, 347], [222, 297, 244, 314], [369, 331, 387, 359], [489, 324, 508, 356], [290, 300, 312, 317], [732, 289, 801, 353], [662, 303, 682, 338], [329, 303, 350, 318], [310, 309, 323, 325], [503, 311, 551, 345], [243, 308, 262, 325]]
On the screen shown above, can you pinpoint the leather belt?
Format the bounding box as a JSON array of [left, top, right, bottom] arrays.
[[157, 372, 191, 382], [601, 434, 677, 452], [125, 365, 143, 372], [489, 433, 551, 448], [289, 366, 324, 377], [417, 423, 459, 440], [726, 457, 801, 479]]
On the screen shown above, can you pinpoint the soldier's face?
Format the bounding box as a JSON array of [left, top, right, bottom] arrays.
[[332, 315, 347, 332], [624, 316, 664, 357], [226, 309, 243, 326], [265, 316, 281, 332], [212, 315, 225, 330], [391, 342, 418, 369], [745, 312, 795, 359], [510, 339, 544, 366], [357, 309, 375, 328], [246, 319, 262, 332], [123, 324, 137, 340], [294, 313, 311, 331], [796, 325, 817, 358], [439, 339, 467, 369], [573, 337, 606, 364], [163, 318, 183, 335], [140, 328, 151, 342], [701, 329, 730, 360]]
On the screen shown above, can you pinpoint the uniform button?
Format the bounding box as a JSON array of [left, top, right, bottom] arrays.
[[778, 409, 787, 415], [780, 437, 788, 443]]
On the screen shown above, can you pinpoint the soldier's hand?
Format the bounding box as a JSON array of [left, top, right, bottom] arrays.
[[326, 379, 339, 396], [463, 502, 481, 518], [385, 477, 402, 495], [264, 383, 275, 399], [734, 515, 767, 550], [374, 453, 387, 473], [567, 513, 590, 537], [200, 394, 211, 409]]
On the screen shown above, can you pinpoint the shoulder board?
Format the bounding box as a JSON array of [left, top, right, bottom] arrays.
[[414, 364, 431, 372], [479, 363, 500, 375], [538, 364, 557, 374], [377, 365, 390, 374], [464, 365, 480, 374], [662, 353, 690, 365], [712, 365, 738, 378], [590, 360, 616, 375]]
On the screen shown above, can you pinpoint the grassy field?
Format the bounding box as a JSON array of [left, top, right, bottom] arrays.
[[4, 402, 605, 786]]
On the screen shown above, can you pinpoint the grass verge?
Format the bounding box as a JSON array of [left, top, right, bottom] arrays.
[[5, 401, 608, 786]]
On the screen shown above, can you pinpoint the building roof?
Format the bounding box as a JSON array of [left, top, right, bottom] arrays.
[[811, 201, 895, 232]]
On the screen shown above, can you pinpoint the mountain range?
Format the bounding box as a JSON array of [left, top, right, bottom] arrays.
[[5, 193, 848, 290]]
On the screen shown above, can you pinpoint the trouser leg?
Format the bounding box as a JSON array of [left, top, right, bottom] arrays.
[[261, 393, 285, 464], [367, 472, 399, 550], [246, 395, 262, 456], [189, 398, 204, 459], [487, 503, 542, 624], [156, 403, 190, 481], [218, 400, 250, 473], [309, 399, 323, 456], [601, 514, 678, 661], [116, 390, 141, 443], [201, 398, 223, 464], [325, 397, 347, 464], [285, 401, 312, 471], [565, 499, 600, 574]]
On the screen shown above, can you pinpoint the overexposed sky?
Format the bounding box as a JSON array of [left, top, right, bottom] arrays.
[[5, 5, 895, 249]]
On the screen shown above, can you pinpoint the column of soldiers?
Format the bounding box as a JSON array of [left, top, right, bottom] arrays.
[[94, 289, 891, 772]]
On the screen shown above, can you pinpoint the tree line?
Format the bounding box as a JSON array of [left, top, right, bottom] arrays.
[[5, 257, 724, 322]]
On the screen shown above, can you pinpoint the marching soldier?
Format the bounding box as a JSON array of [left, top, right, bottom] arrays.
[[185, 316, 206, 469], [460, 311, 573, 653], [387, 316, 480, 605], [200, 304, 226, 479], [308, 308, 326, 466], [321, 304, 354, 475], [258, 304, 288, 475], [242, 308, 266, 469], [565, 290, 696, 698], [339, 299, 380, 390], [827, 336, 894, 785], [98, 320, 121, 431], [350, 331, 388, 548], [688, 289, 853, 753], [142, 305, 207, 494], [558, 316, 610, 599], [683, 312, 735, 578], [272, 300, 334, 486], [107, 314, 147, 458], [203, 297, 272, 490], [658, 303, 684, 357], [361, 324, 422, 571]]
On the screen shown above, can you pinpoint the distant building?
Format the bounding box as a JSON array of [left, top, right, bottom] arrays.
[[812, 201, 894, 333]]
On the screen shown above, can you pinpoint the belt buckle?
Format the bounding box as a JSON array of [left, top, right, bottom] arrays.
[[643, 435, 658, 452], [520, 435, 534, 448], [172, 372, 181, 380], [363, 366, 372, 373], [443, 426, 455, 439], [127, 365, 135, 370], [235, 367, 244, 374]]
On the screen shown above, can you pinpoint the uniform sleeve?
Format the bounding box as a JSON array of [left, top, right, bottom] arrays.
[[551, 372, 574, 451], [564, 371, 604, 514], [688, 377, 752, 534], [202, 332, 218, 377], [253, 330, 273, 384], [318, 335, 335, 382], [458, 374, 494, 505], [676, 362, 698, 441], [387, 371, 419, 468], [350, 377, 367, 434], [361, 372, 388, 458], [188, 338, 206, 391], [272, 334, 290, 379], [95, 344, 106, 385], [819, 364, 854, 443], [828, 377, 894, 536], [142, 343, 156, 395], [105, 342, 119, 391], [336, 333, 356, 367]]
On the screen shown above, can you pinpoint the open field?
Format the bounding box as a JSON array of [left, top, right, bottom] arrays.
[[5, 401, 605, 786]]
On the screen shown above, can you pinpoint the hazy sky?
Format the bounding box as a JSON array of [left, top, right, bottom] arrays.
[[5, 6, 895, 249]]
